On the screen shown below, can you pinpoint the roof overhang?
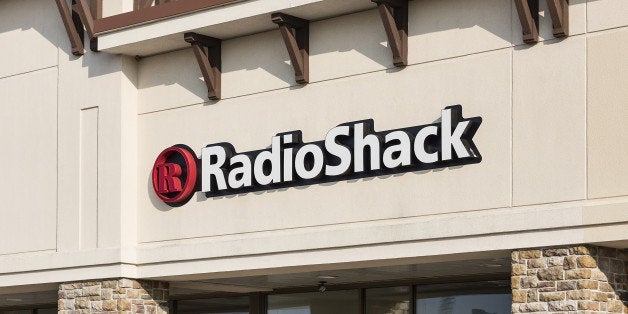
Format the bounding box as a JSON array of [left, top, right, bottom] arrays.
[[95, 0, 375, 56]]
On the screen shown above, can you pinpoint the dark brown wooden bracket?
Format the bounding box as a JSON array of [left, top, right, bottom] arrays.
[[184, 32, 222, 100], [55, 0, 100, 55], [88, 0, 102, 51], [271, 13, 309, 85], [372, 0, 409, 67], [55, 0, 85, 56], [546, 0, 569, 38], [73, 0, 99, 52], [515, 0, 569, 44], [515, 0, 539, 43], [72, 0, 95, 39]]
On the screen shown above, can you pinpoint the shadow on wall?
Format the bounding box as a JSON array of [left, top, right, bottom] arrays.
[[0, 0, 121, 79], [147, 160, 466, 211], [0, 0, 66, 77], [136, 0, 591, 104]]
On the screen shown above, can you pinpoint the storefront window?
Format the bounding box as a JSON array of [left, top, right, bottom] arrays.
[[415, 281, 511, 314], [365, 286, 410, 314], [267, 290, 359, 314], [176, 297, 250, 314]]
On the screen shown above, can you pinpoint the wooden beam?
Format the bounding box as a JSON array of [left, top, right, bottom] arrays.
[[546, 0, 569, 38], [514, 0, 539, 44], [372, 0, 409, 67], [271, 13, 310, 84], [184, 32, 222, 100], [54, 0, 85, 56], [90, 0, 101, 52], [72, 0, 95, 39]]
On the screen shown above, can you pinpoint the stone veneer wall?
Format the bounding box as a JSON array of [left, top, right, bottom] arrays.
[[58, 278, 169, 314], [512, 245, 627, 313]]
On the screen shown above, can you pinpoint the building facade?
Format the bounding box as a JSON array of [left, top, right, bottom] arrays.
[[0, 0, 627, 313]]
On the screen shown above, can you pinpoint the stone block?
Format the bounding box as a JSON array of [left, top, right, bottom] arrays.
[[577, 300, 599, 310], [101, 288, 113, 300], [522, 276, 539, 288], [527, 289, 539, 302], [513, 263, 527, 276], [564, 256, 578, 270], [557, 280, 578, 291], [512, 302, 548, 312], [539, 291, 565, 302], [590, 269, 608, 281], [548, 257, 564, 267], [598, 282, 614, 292], [75, 298, 89, 309], [102, 280, 118, 289], [538, 267, 564, 281], [83, 285, 101, 297], [578, 256, 598, 268], [513, 290, 527, 303], [548, 300, 577, 311], [103, 300, 118, 311], [528, 258, 547, 268], [126, 289, 140, 299], [538, 281, 556, 292], [512, 251, 521, 263], [118, 299, 132, 311], [567, 289, 591, 300], [577, 280, 598, 290], [60, 284, 77, 291], [91, 301, 103, 311], [544, 248, 569, 257], [570, 246, 595, 255], [566, 269, 592, 279], [512, 276, 522, 289], [591, 291, 608, 302], [520, 250, 542, 259], [607, 300, 625, 312], [60, 299, 75, 310]]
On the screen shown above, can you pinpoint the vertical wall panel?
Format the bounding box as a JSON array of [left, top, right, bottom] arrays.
[[512, 37, 587, 206], [587, 29, 628, 199], [80, 107, 99, 250], [0, 68, 58, 255]]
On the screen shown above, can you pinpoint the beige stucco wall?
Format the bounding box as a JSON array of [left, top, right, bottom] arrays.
[[0, 0, 627, 288], [133, 0, 628, 278], [0, 0, 139, 285]]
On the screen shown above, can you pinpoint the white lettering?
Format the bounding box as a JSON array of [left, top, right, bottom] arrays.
[[201, 146, 228, 192], [383, 131, 411, 168], [325, 126, 351, 176]]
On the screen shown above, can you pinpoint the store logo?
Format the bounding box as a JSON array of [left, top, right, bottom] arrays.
[[152, 106, 482, 206], [152, 145, 199, 206]]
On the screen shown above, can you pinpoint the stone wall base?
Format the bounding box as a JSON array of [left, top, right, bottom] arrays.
[[512, 245, 627, 313], [58, 278, 169, 314]]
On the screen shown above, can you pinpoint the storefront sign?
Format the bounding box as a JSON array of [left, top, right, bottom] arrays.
[[152, 106, 482, 206]]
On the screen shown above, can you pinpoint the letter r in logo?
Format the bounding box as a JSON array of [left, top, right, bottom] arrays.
[[156, 163, 183, 193], [152, 146, 198, 206]]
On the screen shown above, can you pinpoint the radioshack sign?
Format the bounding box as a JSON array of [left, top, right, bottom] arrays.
[[152, 106, 482, 206]]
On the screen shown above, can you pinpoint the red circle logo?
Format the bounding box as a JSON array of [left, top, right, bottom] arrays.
[[152, 145, 198, 206]]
